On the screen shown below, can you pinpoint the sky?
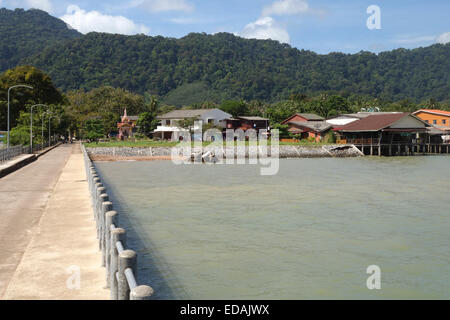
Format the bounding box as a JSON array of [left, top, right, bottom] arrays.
[[1, 0, 449, 54]]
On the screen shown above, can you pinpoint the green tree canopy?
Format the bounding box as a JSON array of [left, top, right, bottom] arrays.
[[0, 65, 65, 130], [137, 112, 159, 138], [66, 86, 148, 137], [84, 119, 104, 143], [220, 100, 249, 117]]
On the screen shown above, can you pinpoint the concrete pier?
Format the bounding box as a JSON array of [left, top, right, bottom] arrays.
[[1, 144, 109, 300]]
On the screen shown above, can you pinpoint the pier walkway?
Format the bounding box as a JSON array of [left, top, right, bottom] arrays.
[[1, 144, 108, 300]]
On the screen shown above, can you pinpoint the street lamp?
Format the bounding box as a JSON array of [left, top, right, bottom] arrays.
[[48, 115, 60, 147], [30, 104, 49, 153], [42, 110, 51, 149], [7, 84, 33, 148]]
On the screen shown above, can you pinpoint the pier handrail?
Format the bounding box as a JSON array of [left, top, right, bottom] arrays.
[[0, 140, 60, 162], [81, 144, 154, 300], [0, 145, 29, 162]]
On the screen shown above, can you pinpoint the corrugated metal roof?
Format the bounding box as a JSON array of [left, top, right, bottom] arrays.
[[337, 112, 403, 119], [338, 113, 410, 132], [427, 127, 448, 135], [237, 116, 269, 121], [282, 113, 324, 124], [289, 121, 332, 133], [157, 109, 213, 119], [296, 113, 325, 121]]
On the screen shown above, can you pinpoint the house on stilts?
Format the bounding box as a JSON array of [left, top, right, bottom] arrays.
[[335, 113, 450, 156]]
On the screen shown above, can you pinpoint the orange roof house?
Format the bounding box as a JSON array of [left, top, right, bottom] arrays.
[[412, 109, 450, 131]]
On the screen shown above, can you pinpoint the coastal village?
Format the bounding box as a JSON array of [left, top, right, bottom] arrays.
[[0, 4, 449, 305], [116, 108, 450, 157]]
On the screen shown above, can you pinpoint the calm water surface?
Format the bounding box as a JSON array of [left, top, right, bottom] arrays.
[[95, 157, 450, 299]]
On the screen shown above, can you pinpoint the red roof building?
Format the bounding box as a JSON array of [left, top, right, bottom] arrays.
[[281, 113, 329, 141], [335, 113, 435, 155]]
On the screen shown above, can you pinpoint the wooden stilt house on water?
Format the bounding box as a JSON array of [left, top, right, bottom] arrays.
[[334, 113, 450, 156]]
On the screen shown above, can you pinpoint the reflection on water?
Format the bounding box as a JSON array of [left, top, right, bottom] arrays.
[[96, 156, 450, 299]]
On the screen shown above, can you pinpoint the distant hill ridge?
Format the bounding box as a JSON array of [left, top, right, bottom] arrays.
[[0, 8, 81, 70], [0, 8, 449, 104]]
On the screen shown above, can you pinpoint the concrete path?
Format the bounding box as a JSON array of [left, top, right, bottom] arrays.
[[0, 144, 72, 298], [1, 144, 108, 300]]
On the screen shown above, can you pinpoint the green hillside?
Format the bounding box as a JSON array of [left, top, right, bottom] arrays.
[[0, 8, 81, 71], [0, 9, 448, 105]]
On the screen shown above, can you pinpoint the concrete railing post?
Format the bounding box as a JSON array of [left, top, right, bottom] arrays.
[[130, 285, 154, 300], [101, 201, 113, 266], [91, 176, 100, 194], [118, 250, 137, 300], [105, 211, 118, 288], [110, 228, 126, 300], [82, 145, 156, 301], [95, 186, 105, 239], [94, 183, 103, 215]]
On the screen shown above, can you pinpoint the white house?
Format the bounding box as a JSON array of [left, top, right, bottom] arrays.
[[153, 109, 232, 140]]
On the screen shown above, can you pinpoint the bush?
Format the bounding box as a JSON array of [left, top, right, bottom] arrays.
[[323, 131, 337, 144], [84, 119, 104, 143]]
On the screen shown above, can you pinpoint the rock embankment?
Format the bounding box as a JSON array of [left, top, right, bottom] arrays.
[[87, 145, 362, 161]]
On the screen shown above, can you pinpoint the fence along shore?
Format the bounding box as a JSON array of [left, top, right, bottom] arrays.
[[82, 145, 154, 300]]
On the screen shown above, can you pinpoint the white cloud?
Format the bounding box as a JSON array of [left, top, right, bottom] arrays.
[[60, 5, 150, 35], [436, 32, 450, 44], [262, 0, 309, 17], [128, 0, 194, 13], [239, 16, 290, 44], [237, 0, 316, 45], [1, 0, 54, 13]]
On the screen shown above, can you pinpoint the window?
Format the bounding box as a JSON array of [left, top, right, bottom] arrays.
[[433, 120, 437, 125], [442, 119, 447, 125], [425, 120, 429, 123], [208, 119, 214, 124], [165, 120, 170, 126]]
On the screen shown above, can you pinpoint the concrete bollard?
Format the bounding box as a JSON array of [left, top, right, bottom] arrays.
[[100, 201, 113, 267], [91, 177, 100, 192], [110, 228, 126, 300], [90, 171, 97, 185], [130, 285, 154, 300], [118, 250, 137, 300], [95, 187, 106, 237], [105, 211, 118, 288], [96, 187, 106, 212], [94, 184, 104, 215]]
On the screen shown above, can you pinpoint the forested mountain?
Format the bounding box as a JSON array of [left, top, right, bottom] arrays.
[[0, 8, 81, 71], [0, 8, 449, 105]]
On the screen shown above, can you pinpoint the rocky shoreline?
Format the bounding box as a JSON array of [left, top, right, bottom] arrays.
[[87, 145, 363, 161]]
